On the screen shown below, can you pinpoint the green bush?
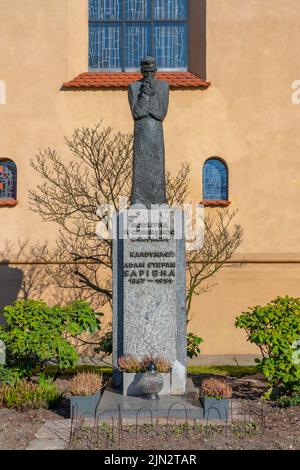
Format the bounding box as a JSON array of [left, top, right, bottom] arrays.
[[0, 376, 62, 411], [95, 325, 113, 356], [0, 366, 23, 385], [235, 296, 300, 396], [276, 383, 300, 407], [187, 333, 203, 359], [277, 394, 300, 408], [0, 299, 101, 376]]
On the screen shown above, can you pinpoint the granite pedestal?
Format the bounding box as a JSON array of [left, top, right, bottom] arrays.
[[98, 383, 203, 420], [112, 207, 187, 395]]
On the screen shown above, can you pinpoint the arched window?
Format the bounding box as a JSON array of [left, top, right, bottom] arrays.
[[202, 158, 228, 203], [0, 160, 17, 203]]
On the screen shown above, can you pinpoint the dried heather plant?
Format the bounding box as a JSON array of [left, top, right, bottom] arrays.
[[141, 355, 171, 373], [117, 355, 142, 373], [200, 377, 232, 399], [69, 372, 103, 396]]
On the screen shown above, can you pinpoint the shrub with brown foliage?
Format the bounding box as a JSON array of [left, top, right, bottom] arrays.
[[141, 355, 171, 373], [69, 372, 103, 396], [118, 355, 171, 373], [200, 378, 232, 399], [117, 355, 142, 373]]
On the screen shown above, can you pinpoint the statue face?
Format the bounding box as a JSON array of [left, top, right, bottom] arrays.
[[141, 65, 156, 80]]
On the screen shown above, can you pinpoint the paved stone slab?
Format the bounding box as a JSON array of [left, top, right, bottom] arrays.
[[188, 354, 261, 366], [26, 419, 71, 450], [27, 438, 66, 451], [35, 420, 70, 441], [97, 387, 203, 420]]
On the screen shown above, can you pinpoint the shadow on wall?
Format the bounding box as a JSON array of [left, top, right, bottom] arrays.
[[188, 0, 207, 80], [0, 261, 23, 324], [0, 240, 105, 324], [0, 242, 110, 358], [0, 241, 51, 324]]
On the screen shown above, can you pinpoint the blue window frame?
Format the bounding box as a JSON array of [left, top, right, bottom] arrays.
[[0, 160, 17, 200], [89, 0, 188, 71], [203, 158, 228, 201]]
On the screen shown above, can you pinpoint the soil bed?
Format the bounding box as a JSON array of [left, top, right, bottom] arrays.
[[0, 408, 61, 450], [69, 401, 300, 450], [0, 373, 299, 450]]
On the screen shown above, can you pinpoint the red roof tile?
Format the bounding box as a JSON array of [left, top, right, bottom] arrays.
[[0, 199, 18, 207], [63, 72, 210, 89], [200, 200, 231, 207]]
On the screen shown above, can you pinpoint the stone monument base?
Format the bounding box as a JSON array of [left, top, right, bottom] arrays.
[[98, 382, 203, 420], [112, 207, 187, 395], [70, 383, 245, 424]]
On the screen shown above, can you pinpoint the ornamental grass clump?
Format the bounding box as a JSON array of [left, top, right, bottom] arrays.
[[69, 372, 103, 397], [201, 378, 233, 399]]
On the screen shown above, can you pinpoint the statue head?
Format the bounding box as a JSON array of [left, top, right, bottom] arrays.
[[141, 56, 157, 80]]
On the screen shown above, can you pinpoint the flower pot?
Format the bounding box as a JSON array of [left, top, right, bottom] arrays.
[[202, 397, 230, 421], [70, 390, 101, 419], [123, 372, 171, 396]]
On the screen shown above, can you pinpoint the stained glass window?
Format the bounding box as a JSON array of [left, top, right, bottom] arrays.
[[89, 0, 187, 70], [203, 159, 228, 201], [0, 160, 17, 200]]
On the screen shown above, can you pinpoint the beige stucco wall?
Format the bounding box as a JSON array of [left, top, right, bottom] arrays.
[[0, 0, 300, 358]]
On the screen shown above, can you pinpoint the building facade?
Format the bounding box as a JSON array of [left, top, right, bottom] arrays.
[[0, 0, 300, 362]]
